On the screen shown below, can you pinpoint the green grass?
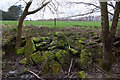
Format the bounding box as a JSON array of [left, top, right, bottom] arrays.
[[1, 21, 102, 28], [1, 20, 119, 29]]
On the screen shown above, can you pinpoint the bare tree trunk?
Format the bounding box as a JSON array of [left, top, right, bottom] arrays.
[[15, 0, 51, 49], [100, 2, 112, 71], [15, 11, 28, 49], [100, 2, 120, 72]]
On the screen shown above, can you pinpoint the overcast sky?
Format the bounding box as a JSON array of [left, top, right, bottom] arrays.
[[0, 0, 114, 20]]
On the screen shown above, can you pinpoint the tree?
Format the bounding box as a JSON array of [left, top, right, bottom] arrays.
[[100, 1, 120, 71], [7, 5, 22, 20], [0, 5, 22, 20], [15, 0, 51, 49], [67, 1, 120, 19]]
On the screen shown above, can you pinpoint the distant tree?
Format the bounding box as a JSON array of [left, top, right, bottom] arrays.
[[7, 5, 22, 20], [0, 10, 6, 20], [1, 5, 22, 20]]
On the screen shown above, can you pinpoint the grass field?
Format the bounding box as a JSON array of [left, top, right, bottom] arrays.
[[1, 21, 103, 28], [1, 20, 120, 29]]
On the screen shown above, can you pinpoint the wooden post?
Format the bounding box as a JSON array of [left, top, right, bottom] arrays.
[[54, 18, 56, 27]]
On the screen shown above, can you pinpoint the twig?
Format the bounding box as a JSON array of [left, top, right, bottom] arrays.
[[26, 70, 44, 80], [23, 0, 27, 4], [13, 0, 22, 5], [70, 72, 77, 78], [68, 58, 74, 77]]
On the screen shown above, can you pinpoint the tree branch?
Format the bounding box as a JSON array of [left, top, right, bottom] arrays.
[[23, 0, 27, 4], [68, 1, 120, 18], [25, 70, 44, 80], [110, 1, 120, 37], [68, 58, 73, 77], [24, 0, 32, 11], [28, 1, 51, 15], [66, 8, 99, 18], [108, 2, 115, 9], [68, 2, 100, 9]]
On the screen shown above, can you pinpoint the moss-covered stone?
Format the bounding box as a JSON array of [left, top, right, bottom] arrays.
[[51, 60, 60, 76], [79, 40, 86, 45], [16, 47, 25, 56], [54, 32, 63, 37], [89, 32, 98, 36], [42, 51, 54, 61], [32, 37, 43, 43], [19, 58, 27, 64], [80, 49, 92, 69], [30, 51, 42, 64], [55, 51, 64, 63], [36, 42, 47, 49], [40, 61, 51, 75], [78, 71, 85, 78], [87, 41, 97, 46], [69, 48, 79, 56], [50, 41, 56, 46], [2, 51, 6, 56], [81, 38, 85, 41], [25, 38, 36, 63], [48, 46, 56, 50], [79, 40, 84, 43]]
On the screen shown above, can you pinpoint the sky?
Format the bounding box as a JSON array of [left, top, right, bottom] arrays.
[[0, 0, 114, 20]]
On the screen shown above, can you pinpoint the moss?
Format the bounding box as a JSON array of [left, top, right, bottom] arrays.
[[48, 46, 56, 50], [16, 47, 25, 56], [2, 51, 6, 56], [40, 61, 51, 75], [48, 32, 51, 36], [57, 40, 65, 48], [74, 36, 78, 40], [55, 50, 69, 64], [78, 71, 85, 78], [50, 41, 55, 45], [55, 51, 63, 63], [79, 40, 84, 43], [32, 37, 43, 43], [42, 51, 54, 61], [30, 52, 42, 64], [80, 49, 92, 69], [89, 32, 98, 36], [36, 42, 47, 48], [19, 58, 27, 64], [78, 44, 84, 50], [87, 41, 97, 45], [54, 32, 62, 37], [81, 38, 85, 41], [69, 48, 79, 55], [51, 60, 60, 76]]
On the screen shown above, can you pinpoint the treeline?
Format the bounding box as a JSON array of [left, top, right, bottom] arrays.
[[37, 16, 101, 21], [0, 5, 22, 20]]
